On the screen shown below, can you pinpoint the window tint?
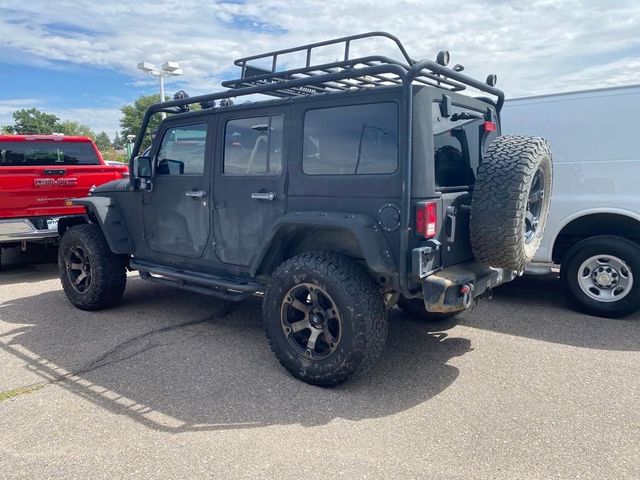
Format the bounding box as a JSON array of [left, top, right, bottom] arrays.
[[303, 103, 398, 175], [224, 115, 283, 175], [0, 141, 100, 166], [432, 103, 481, 188], [156, 123, 207, 175]]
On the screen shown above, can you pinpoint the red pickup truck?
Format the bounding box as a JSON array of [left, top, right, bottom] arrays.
[[0, 134, 128, 265]]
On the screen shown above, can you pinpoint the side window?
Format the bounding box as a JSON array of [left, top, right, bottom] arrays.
[[432, 102, 482, 188], [156, 123, 207, 175], [223, 114, 283, 175], [303, 103, 398, 175]]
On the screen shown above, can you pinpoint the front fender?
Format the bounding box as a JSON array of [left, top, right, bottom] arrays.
[[70, 197, 133, 254], [250, 211, 397, 279]]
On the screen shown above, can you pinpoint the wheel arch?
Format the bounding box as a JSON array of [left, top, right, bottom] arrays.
[[552, 210, 640, 263], [62, 197, 134, 254], [58, 214, 92, 236], [250, 212, 398, 287]]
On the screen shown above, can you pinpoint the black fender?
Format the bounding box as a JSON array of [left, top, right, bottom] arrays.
[[63, 197, 134, 254], [250, 211, 398, 282], [57, 214, 91, 236]]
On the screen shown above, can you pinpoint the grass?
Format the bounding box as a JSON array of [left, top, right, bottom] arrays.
[[0, 384, 44, 402]]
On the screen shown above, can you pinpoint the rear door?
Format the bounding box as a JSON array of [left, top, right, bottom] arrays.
[[431, 100, 498, 266], [142, 121, 212, 259], [213, 109, 287, 266], [0, 138, 122, 220]]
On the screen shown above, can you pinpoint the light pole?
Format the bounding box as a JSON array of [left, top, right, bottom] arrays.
[[137, 61, 183, 119], [125, 134, 136, 159]]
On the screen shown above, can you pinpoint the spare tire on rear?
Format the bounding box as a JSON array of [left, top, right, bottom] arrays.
[[470, 135, 552, 271]]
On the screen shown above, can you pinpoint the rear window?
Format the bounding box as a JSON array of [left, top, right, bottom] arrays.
[[223, 114, 283, 175], [0, 141, 100, 166], [303, 103, 398, 175], [432, 103, 482, 188]]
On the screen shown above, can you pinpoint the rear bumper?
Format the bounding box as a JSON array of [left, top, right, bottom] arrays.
[[421, 261, 517, 313], [0, 217, 60, 243]]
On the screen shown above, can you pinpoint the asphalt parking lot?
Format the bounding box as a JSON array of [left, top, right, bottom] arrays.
[[1, 246, 638, 479]]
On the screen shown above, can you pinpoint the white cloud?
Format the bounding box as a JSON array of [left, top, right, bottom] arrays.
[[49, 107, 122, 139], [0, 98, 120, 138], [1, 0, 640, 135]]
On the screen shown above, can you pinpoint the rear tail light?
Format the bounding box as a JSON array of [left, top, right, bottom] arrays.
[[416, 201, 438, 238], [483, 121, 497, 132]]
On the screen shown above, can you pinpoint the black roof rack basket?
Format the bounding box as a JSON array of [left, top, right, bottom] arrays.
[[221, 31, 504, 107]]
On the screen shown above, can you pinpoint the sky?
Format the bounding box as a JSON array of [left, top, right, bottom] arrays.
[[1, 0, 639, 139]]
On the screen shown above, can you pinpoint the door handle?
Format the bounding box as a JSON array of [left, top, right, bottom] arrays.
[[185, 190, 206, 199], [251, 192, 276, 201]]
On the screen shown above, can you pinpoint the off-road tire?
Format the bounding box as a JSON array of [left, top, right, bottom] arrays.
[[396, 296, 461, 322], [470, 135, 553, 271], [58, 224, 127, 311], [263, 251, 388, 387], [560, 235, 640, 318]]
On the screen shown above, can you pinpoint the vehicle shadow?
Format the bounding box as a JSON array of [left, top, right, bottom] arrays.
[[0, 245, 59, 284], [460, 273, 640, 351], [0, 280, 470, 433]]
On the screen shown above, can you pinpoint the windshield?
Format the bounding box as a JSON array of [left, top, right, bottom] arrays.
[[0, 141, 100, 166]]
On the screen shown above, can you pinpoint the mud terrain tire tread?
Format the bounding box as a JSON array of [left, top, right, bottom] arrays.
[[58, 224, 127, 311], [470, 135, 552, 271], [263, 251, 387, 387]]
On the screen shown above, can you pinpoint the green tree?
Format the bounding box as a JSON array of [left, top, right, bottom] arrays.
[[94, 131, 111, 151], [112, 132, 124, 149], [1, 125, 14, 134], [120, 94, 161, 150], [56, 120, 95, 138], [9, 108, 60, 134]]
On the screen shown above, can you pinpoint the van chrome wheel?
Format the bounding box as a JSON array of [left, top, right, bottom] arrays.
[[66, 245, 92, 293], [281, 283, 342, 360], [577, 254, 633, 302]]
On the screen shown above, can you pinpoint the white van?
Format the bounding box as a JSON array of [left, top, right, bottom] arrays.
[[502, 84, 640, 318]]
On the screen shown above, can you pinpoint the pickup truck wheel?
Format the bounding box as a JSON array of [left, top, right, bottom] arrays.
[[396, 296, 461, 322], [471, 136, 553, 271], [560, 236, 640, 318], [263, 251, 388, 387], [58, 224, 127, 311]]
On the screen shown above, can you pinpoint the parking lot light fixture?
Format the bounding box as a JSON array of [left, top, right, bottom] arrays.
[[137, 61, 183, 118]]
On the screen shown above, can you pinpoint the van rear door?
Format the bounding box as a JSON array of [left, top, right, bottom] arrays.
[[0, 137, 124, 220]]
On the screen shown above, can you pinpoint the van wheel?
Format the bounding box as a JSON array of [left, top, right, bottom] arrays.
[[59, 224, 127, 311], [396, 296, 461, 322], [471, 136, 553, 271], [560, 236, 640, 318], [263, 252, 388, 387]]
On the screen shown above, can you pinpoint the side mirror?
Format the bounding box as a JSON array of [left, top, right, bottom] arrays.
[[133, 155, 152, 178], [486, 74, 498, 87]]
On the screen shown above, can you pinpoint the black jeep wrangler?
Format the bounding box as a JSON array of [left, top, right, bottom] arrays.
[[57, 33, 552, 386]]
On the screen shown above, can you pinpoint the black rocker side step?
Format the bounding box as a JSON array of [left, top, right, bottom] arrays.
[[131, 259, 264, 301]]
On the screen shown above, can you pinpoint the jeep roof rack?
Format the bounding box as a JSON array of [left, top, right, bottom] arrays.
[[220, 32, 502, 103], [138, 32, 504, 137]]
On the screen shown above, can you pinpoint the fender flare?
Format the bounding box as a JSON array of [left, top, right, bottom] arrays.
[[250, 211, 397, 280], [65, 197, 134, 254]]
